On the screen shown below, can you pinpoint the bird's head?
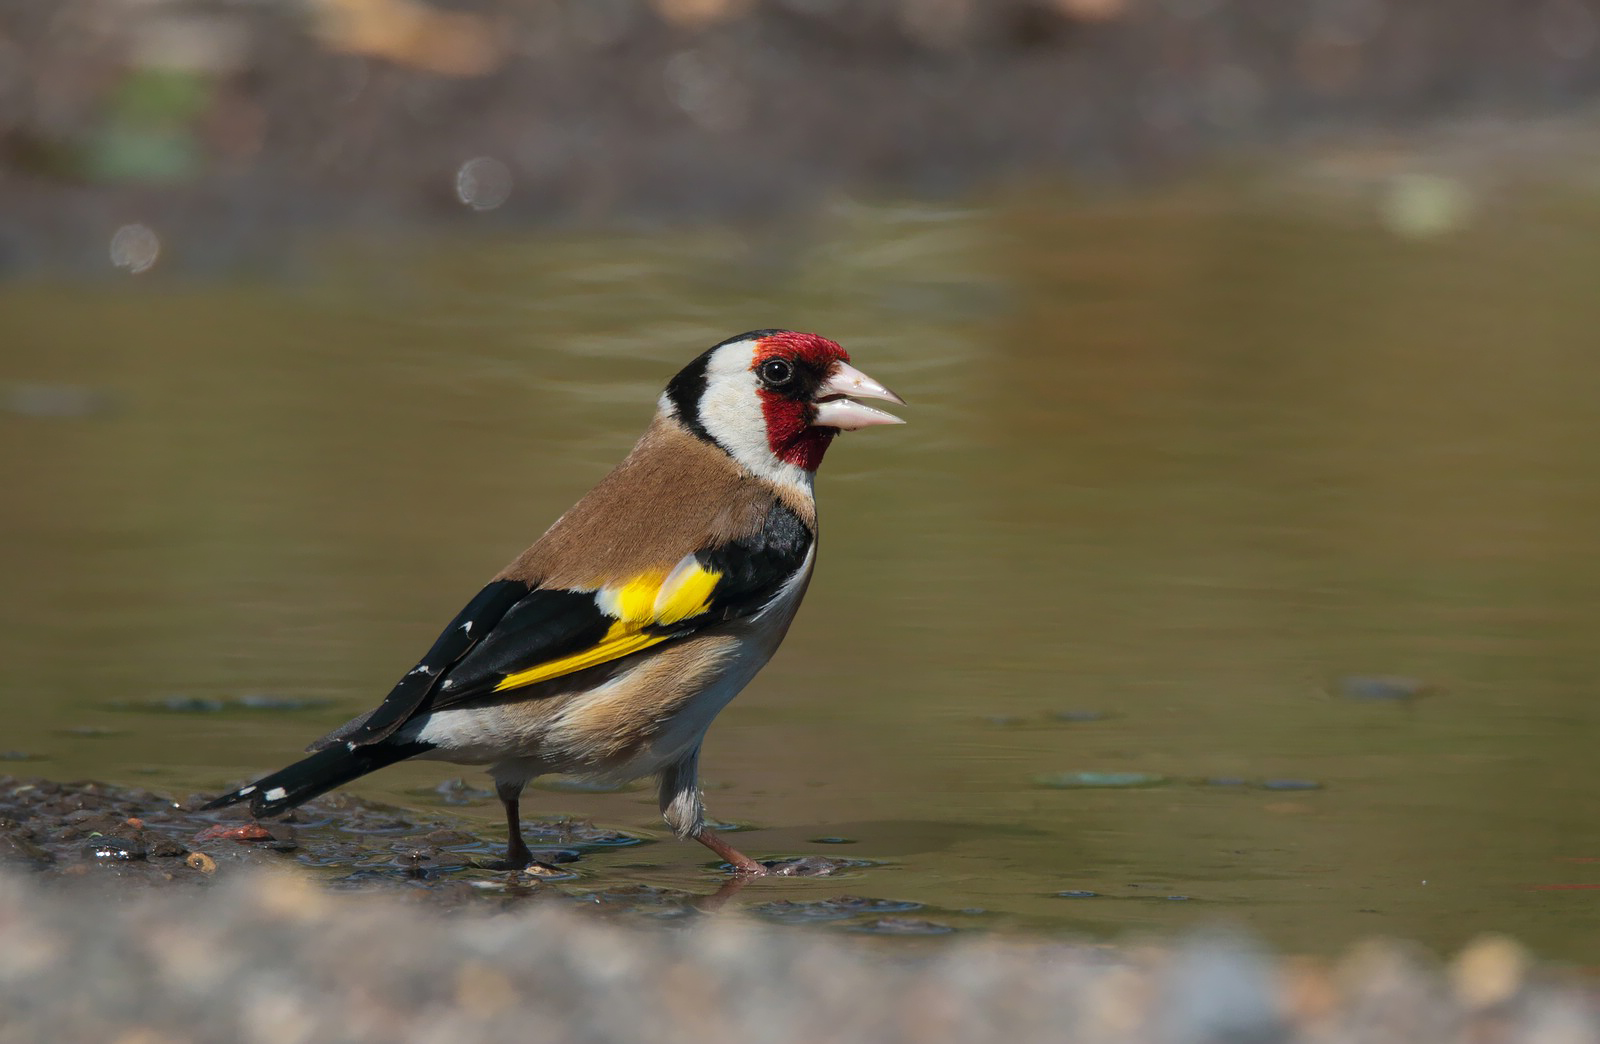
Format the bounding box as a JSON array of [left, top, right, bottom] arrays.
[[663, 330, 905, 483]]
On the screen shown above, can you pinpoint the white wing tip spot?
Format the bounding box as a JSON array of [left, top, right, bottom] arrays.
[[263, 786, 288, 803], [237, 785, 256, 796], [460, 621, 473, 634]]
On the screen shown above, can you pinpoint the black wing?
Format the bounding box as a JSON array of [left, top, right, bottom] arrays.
[[330, 502, 813, 749]]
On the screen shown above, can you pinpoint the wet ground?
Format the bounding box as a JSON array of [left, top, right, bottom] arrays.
[[0, 774, 918, 925]]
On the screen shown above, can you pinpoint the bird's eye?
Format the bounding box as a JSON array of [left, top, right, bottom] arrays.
[[759, 358, 795, 387]]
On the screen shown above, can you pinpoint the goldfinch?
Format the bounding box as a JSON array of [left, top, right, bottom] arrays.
[[203, 330, 905, 874]]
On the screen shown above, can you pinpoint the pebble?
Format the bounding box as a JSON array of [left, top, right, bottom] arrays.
[[82, 836, 146, 862], [0, 834, 55, 869], [1451, 934, 1529, 1009], [194, 823, 273, 843]]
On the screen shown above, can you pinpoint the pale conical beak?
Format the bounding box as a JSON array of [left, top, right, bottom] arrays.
[[811, 361, 907, 430]]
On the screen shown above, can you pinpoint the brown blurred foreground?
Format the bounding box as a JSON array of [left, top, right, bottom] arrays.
[[4, 0, 1600, 270], [2, 869, 1596, 1043]]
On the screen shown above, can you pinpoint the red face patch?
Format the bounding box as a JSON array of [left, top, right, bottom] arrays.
[[755, 331, 850, 371], [752, 332, 849, 472]]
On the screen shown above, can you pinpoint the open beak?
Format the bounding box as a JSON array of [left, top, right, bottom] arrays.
[[811, 361, 907, 430]]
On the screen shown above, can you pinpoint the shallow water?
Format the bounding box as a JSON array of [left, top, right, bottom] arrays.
[[7, 182, 1600, 957]]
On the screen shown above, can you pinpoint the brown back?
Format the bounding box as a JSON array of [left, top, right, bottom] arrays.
[[496, 414, 816, 590]]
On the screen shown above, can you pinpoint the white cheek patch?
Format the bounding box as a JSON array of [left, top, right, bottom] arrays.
[[696, 343, 815, 494]]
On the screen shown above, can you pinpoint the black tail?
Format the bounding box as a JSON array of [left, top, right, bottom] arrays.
[[201, 741, 431, 817]]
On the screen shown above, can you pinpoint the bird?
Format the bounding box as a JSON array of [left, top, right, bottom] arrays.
[[202, 329, 906, 874]]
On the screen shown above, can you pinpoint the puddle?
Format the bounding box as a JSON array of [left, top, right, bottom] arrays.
[[12, 186, 1600, 959]]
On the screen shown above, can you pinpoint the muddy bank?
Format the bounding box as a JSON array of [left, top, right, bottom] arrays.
[[0, 773, 650, 894], [2, 869, 1595, 1043], [4, 0, 1600, 271], [0, 775, 887, 919]]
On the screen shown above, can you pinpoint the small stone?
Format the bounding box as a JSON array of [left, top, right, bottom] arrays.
[[1281, 957, 1338, 1025], [520, 862, 573, 879], [194, 823, 273, 843], [146, 837, 188, 858], [1452, 934, 1528, 1009], [0, 833, 55, 868], [83, 836, 146, 861], [455, 960, 518, 1015]]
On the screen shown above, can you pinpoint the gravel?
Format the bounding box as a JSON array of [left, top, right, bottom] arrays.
[[2, 871, 1597, 1043]]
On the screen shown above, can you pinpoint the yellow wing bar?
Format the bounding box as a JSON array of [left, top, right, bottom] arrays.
[[491, 556, 721, 693]]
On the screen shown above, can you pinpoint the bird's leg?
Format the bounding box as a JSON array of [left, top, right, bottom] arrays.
[[497, 780, 534, 870], [694, 828, 767, 875], [660, 747, 768, 876]]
